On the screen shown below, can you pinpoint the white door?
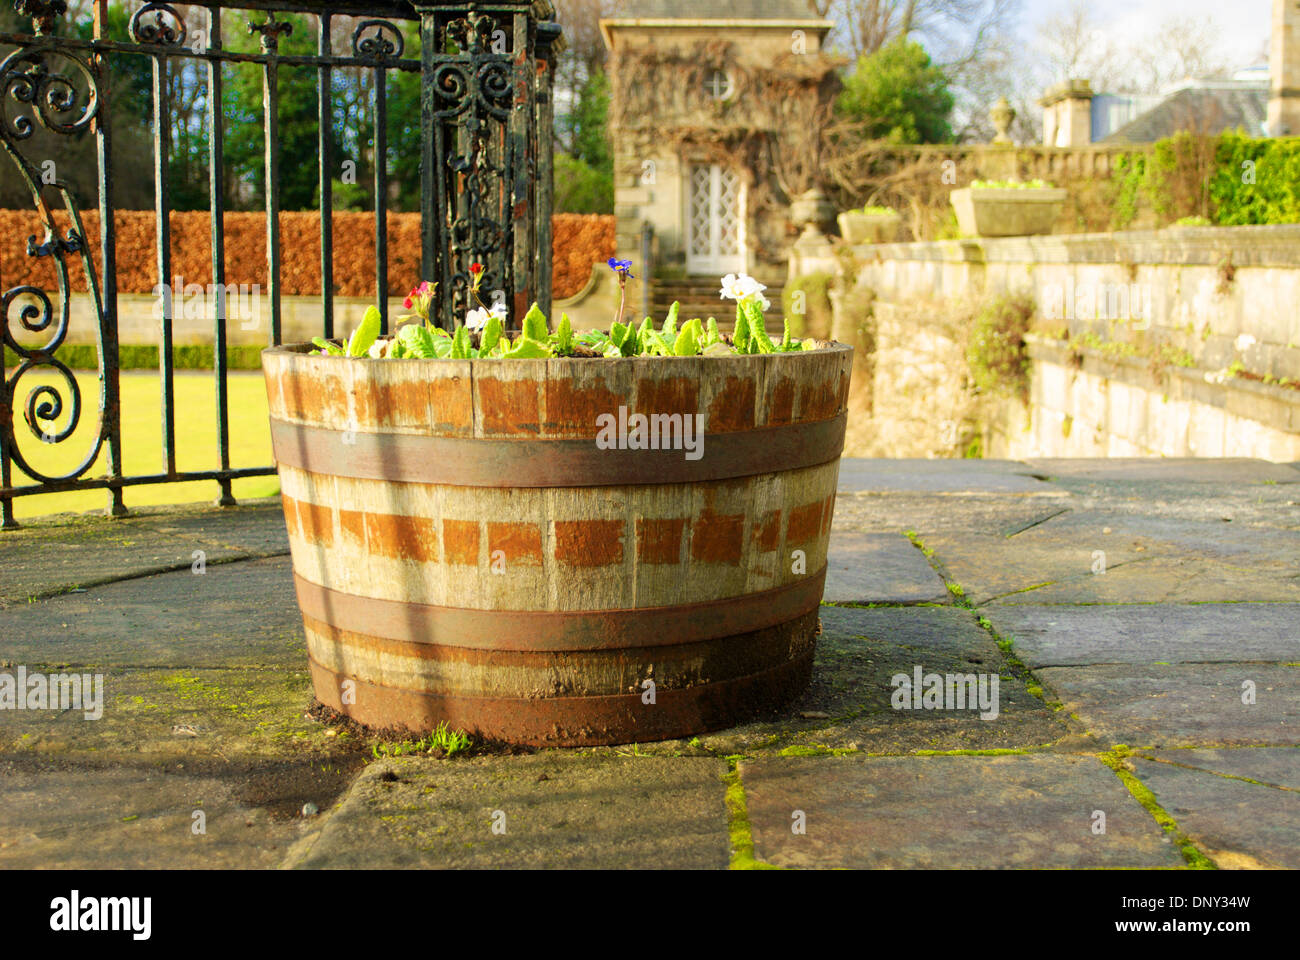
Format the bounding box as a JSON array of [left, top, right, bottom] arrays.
[[687, 164, 745, 275]]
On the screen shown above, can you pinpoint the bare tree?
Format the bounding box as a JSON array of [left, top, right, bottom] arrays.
[[1127, 17, 1233, 93]]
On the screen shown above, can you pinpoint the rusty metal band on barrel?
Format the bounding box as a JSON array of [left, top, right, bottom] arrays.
[[306, 651, 815, 746], [294, 566, 827, 652], [269, 412, 847, 486]]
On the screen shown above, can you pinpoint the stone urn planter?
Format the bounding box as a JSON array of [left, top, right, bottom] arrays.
[[950, 183, 1066, 237], [837, 208, 901, 244], [262, 339, 853, 746]]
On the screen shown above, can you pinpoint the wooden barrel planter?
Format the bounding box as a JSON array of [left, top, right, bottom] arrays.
[[262, 343, 853, 746]]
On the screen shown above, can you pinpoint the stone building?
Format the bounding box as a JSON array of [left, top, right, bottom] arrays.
[[600, 0, 837, 297], [1041, 0, 1298, 144]]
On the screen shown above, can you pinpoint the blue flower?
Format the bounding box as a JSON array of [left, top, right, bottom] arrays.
[[608, 257, 635, 279]]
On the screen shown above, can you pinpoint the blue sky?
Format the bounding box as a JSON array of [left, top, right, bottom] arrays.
[[1018, 0, 1273, 70]]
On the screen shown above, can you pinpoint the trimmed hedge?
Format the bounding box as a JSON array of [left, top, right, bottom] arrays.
[[0, 211, 615, 302], [5, 344, 267, 371]]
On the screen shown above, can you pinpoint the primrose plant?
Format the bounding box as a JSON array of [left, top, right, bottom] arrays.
[[314, 259, 820, 360]]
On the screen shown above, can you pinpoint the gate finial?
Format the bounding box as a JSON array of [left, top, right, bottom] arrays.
[[14, 0, 68, 36]]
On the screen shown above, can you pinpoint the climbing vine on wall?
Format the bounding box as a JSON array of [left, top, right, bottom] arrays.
[[611, 39, 840, 262]]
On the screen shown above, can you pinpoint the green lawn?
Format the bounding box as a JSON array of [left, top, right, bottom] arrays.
[[7, 371, 279, 521]]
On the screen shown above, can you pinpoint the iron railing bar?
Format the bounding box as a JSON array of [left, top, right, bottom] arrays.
[[318, 12, 335, 340], [2, 466, 278, 498], [0, 32, 418, 69], [152, 45, 177, 477], [374, 60, 389, 335], [208, 8, 235, 507], [93, 0, 127, 519], [417, 9, 436, 315], [258, 23, 284, 348]]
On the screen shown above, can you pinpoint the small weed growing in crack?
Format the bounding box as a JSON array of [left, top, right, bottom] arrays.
[[373, 721, 472, 759]]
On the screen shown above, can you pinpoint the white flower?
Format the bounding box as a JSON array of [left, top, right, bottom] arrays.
[[719, 273, 767, 302], [1234, 333, 1257, 353], [466, 303, 507, 332], [368, 340, 387, 359]]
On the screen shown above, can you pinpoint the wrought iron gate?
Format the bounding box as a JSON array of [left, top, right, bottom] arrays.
[[0, 0, 560, 528]]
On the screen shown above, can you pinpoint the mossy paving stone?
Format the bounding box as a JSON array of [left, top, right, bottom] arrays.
[[836, 458, 1068, 497], [0, 556, 304, 670], [0, 754, 356, 869], [986, 603, 1300, 668], [823, 532, 950, 604], [1128, 756, 1300, 869], [832, 493, 1079, 539], [697, 606, 1072, 755], [0, 666, 353, 762], [0, 499, 289, 608], [286, 754, 730, 869], [927, 516, 1300, 606], [739, 753, 1184, 869], [1136, 747, 1300, 789], [1037, 663, 1300, 747], [1022, 458, 1300, 486]]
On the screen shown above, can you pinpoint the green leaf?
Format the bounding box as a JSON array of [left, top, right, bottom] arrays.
[[746, 300, 775, 354], [673, 317, 703, 356], [311, 336, 345, 357], [644, 330, 672, 356], [555, 312, 573, 354], [634, 317, 653, 356], [398, 324, 439, 359], [433, 334, 455, 359], [503, 336, 554, 359], [733, 303, 750, 353], [523, 302, 550, 343], [450, 326, 472, 360], [703, 317, 722, 348], [610, 320, 635, 353], [662, 301, 680, 342], [781, 315, 792, 351], [347, 305, 382, 357], [703, 340, 737, 357], [480, 314, 504, 356]]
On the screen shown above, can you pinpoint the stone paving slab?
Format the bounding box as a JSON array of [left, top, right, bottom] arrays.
[[288, 754, 730, 869], [1024, 458, 1300, 484], [1130, 755, 1300, 869], [0, 665, 345, 762], [987, 604, 1300, 668], [0, 757, 308, 869], [0, 500, 288, 608], [837, 458, 1067, 497], [0, 556, 303, 670], [1137, 746, 1300, 790], [832, 494, 1081, 537], [740, 754, 1184, 869], [1037, 663, 1300, 747], [698, 606, 1071, 755], [823, 532, 949, 604]]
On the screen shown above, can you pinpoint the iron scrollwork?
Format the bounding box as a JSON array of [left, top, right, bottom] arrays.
[[435, 12, 518, 317], [0, 35, 109, 486], [352, 20, 404, 62], [128, 2, 188, 47]]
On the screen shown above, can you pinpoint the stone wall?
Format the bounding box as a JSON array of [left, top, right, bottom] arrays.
[[794, 224, 1300, 461]]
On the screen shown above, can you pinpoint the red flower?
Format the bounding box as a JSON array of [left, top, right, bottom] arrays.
[[404, 297, 414, 309], [470, 263, 483, 275]]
